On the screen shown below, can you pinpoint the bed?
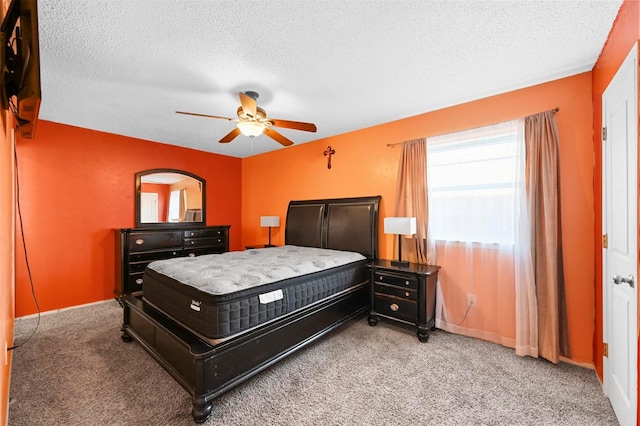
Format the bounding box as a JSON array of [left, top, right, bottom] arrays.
[[120, 195, 381, 423]]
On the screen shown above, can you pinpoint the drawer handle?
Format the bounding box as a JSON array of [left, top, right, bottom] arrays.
[[405, 291, 410, 297], [390, 303, 399, 312], [190, 241, 195, 245], [135, 278, 143, 284], [189, 253, 196, 257], [190, 232, 195, 236], [405, 280, 410, 286], [135, 239, 144, 245]]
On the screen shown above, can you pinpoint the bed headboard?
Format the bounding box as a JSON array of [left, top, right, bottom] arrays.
[[285, 196, 381, 259]]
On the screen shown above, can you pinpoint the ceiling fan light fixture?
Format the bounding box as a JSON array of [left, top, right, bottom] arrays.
[[237, 120, 265, 137]]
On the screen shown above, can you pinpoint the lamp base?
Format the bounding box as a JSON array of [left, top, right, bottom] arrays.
[[390, 259, 410, 268]]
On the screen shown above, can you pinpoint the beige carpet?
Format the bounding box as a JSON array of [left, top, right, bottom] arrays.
[[9, 300, 618, 425]]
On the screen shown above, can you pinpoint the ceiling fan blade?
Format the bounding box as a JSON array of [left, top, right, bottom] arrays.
[[264, 127, 294, 146], [269, 119, 317, 133], [176, 111, 235, 121], [239, 92, 258, 118], [219, 127, 241, 143]]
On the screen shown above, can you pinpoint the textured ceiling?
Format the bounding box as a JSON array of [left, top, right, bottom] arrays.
[[37, 0, 623, 158]]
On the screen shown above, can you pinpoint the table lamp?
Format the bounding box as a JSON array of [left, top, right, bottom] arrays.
[[260, 216, 280, 247], [384, 217, 416, 267]]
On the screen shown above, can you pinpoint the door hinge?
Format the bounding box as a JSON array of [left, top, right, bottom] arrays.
[[602, 127, 607, 141], [602, 234, 608, 248], [603, 342, 608, 357]]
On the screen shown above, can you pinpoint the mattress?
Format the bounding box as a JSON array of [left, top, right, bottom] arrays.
[[142, 245, 368, 341]]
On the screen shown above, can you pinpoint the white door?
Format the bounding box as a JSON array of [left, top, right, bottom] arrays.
[[603, 43, 638, 426], [140, 192, 159, 222]]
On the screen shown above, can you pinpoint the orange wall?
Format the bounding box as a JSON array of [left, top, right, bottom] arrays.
[[1, 122, 14, 423], [14, 121, 242, 317], [591, 0, 640, 417], [242, 72, 595, 364]]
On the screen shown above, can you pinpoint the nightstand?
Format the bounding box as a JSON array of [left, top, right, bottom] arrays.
[[366, 259, 440, 342]]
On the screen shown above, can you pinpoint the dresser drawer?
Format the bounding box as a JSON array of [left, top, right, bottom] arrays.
[[128, 272, 145, 293], [130, 259, 169, 273], [129, 231, 182, 252], [185, 246, 226, 257], [129, 262, 148, 273], [374, 271, 417, 290], [130, 249, 184, 262], [374, 294, 417, 323], [184, 237, 226, 248], [184, 228, 226, 238], [374, 283, 417, 301]]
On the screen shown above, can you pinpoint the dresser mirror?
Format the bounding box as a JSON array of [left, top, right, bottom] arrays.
[[135, 169, 206, 227]]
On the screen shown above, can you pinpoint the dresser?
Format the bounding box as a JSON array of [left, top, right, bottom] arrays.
[[115, 225, 230, 300], [366, 260, 440, 342]]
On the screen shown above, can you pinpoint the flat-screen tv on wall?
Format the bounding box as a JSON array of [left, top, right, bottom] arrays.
[[0, 0, 41, 139]]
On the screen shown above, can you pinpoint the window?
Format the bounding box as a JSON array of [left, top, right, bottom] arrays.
[[167, 190, 181, 222], [427, 120, 524, 244]]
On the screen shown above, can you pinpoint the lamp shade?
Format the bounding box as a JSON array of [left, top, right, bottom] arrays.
[[237, 121, 266, 137], [260, 216, 280, 227], [384, 217, 416, 235]]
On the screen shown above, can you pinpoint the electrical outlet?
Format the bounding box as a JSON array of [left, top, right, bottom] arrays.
[[467, 294, 477, 306]]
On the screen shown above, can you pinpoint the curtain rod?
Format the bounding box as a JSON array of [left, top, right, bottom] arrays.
[[386, 106, 560, 147]]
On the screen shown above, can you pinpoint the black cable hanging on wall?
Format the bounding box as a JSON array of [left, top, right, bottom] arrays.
[[9, 130, 41, 351]]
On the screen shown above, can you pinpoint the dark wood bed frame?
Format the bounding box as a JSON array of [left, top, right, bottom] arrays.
[[121, 196, 381, 423]]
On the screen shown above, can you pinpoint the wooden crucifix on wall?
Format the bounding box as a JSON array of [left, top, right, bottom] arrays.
[[324, 146, 335, 169]]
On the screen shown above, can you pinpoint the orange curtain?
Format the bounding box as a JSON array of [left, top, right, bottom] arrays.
[[394, 138, 432, 264], [524, 110, 571, 363]]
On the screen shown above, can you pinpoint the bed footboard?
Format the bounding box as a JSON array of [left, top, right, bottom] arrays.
[[121, 284, 368, 423]]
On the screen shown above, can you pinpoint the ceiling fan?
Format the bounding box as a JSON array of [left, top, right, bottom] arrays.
[[176, 91, 317, 146]]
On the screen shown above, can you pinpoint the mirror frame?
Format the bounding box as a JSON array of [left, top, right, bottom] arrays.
[[135, 168, 206, 228]]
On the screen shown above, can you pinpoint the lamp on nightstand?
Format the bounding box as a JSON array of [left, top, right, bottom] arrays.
[[260, 216, 280, 247], [384, 217, 416, 267]]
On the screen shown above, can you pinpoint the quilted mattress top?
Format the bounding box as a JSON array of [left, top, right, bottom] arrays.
[[146, 245, 366, 295]]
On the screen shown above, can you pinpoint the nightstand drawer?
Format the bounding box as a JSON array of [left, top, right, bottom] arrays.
[[374, 294, 417, 323], [374, 271, 417, 289], [374, 283, 417, 300]]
